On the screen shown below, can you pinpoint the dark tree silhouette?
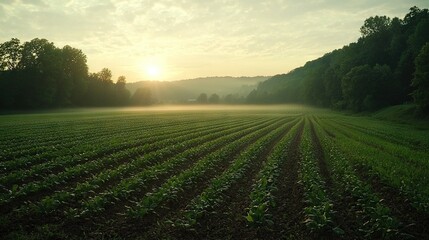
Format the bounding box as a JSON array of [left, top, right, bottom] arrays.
[[131, 87, 153, 105], [247, 6, 429, 113], [412, 42, 429, 113], [0, 38, 22, 71], [208, 93, 220, 103], [197, 93, 208, 103], [360, 16, 391, 37], [0, 38, 130, 109]]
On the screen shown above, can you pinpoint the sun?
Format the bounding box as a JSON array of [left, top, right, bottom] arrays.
[[145, 64, 162, 79]]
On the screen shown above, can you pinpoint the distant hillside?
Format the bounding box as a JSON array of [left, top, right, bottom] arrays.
[[248, 6, 429, 114], [127, 76, 269, 103]]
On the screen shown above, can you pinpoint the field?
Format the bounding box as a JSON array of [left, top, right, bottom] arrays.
[[0, 105, 428, 239]]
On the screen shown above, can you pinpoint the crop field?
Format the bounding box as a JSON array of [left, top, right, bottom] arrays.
[[0, 105, 428, 239]]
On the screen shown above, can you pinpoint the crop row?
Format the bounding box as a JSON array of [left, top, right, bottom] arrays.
[[297, 119, 337, 234], [126, 118, 294, 220], [0, 116, 221, 161], [0, 113, 247, 160], [0, 116, 250, 171], [176, 118, 299, 227], [329, 117, 429, 151], [312, 119, 399, 238], [1, 117, 286, 230], [244, 119, 303, 226], [0, 116, 255, 186], [65, 117, 282, 218], [316, 117, 429, 212], [0, 117, 270, 207]]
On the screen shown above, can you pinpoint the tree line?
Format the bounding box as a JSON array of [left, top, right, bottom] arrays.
[[247, 7, 429, 114], [0, 38, 248, 109], [0, 38, 154, 109]]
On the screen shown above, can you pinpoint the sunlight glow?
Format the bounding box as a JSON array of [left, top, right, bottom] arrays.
[[146, 64, 161, 79]]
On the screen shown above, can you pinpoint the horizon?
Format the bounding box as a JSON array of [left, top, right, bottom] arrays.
[[127, 75, 271, 83], [1, 1, 429, 82]]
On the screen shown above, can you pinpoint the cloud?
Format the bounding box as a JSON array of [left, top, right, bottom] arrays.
[[1, 0, 429, 81]]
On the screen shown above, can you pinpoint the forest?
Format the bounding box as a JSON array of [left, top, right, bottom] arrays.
[[248, 7, 429, 114], [1, 7, 428, 114], [0, 38, 130, 108]]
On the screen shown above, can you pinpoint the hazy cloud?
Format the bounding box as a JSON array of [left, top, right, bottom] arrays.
[[1, 0, 428, 81]]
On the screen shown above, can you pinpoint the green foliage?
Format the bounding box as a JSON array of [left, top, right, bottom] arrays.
[[0, 38, 22, 71], [412, 42, 429, 113], [299, 120, 337, 234], [313, 119, 401, 238], [131, 87, 154, 105], [0, 38, 130, 109], [196, 93, 208, 103], [245, 120, 301, 226], [0, 107, 428, 238], [249, 7, 429, 112], [360, 16, 391, 38]]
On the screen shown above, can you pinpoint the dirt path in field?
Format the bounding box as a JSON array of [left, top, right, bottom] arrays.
[[256, 120, 305, 240], [355, 165, 429, 239], [170, 120, 301, 240], [309, 121, 332, 187], [77, 119, 291, 239]]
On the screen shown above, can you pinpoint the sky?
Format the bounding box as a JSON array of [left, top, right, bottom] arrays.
[[1, 0, 429, 82]]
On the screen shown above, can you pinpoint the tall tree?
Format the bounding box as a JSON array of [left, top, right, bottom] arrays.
[[131, 87, 153, 105], [61, 45, 88, 106], [115, 76, 130, 105], [412, 42, 429, 113], [197, 93, 208, 103], [0, 38, 22, 71], [208, 93, 220, 103], [360, 16, 391, 38], [341, 65, 374, 111]]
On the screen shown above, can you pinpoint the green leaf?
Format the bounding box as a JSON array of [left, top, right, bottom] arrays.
[[246, 214, 254, 222], [333, 226, 345, 235]]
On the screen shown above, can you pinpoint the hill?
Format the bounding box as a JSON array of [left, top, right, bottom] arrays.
[[248, 6, 429, 114], [127, 76, 269, 103]]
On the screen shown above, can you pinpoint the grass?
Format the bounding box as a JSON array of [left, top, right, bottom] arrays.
[[372, 104, 429, 127]]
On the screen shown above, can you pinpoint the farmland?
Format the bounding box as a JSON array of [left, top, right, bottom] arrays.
[[0, 105, 428, 239]]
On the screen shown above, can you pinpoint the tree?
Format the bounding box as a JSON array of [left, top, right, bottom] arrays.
[[61, 45, 88, 105], [84, 68, 117, 106], [246, 90, 258, 103], [412, 42, 429, 113], [197, 93, 208, 103], [371, 64, 397, 108], [360, 16, 391, 38], [0, 38, 22, 71], [98, 68, 113, 83], [17, 39, 59, 108], [341, 65, 374, 111], [131, 87, 153, 105], [224, 94, 242, 103], [18, 38, 56, 70], [0, 38, 132, 109], [323, 67, 342, 105], [208, 93, 220, 103], [115, 76, 130, 105]]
